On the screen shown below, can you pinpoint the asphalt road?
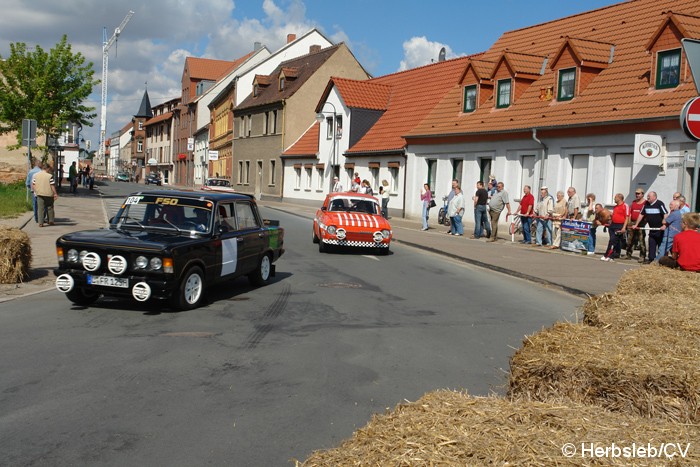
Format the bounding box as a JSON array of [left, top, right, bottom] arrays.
[[0, 184, 581, 466]]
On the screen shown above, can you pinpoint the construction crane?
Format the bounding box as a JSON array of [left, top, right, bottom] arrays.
[[97, 10, 134, 167]]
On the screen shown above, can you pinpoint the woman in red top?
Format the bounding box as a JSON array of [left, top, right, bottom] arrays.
[[601, 193, 629, 262], [659, 213, 700, 271]]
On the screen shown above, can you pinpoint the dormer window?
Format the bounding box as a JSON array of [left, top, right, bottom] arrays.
[[656, 49, 681, 89], [279, 77, 285, 91], [558, 68, 576, 101], [253, 84, 259, 97], [497, 79, 511, 108], [463, 85, 477, 113]]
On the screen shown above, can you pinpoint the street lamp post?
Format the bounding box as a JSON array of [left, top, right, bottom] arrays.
[[316, 102, 338, 192]]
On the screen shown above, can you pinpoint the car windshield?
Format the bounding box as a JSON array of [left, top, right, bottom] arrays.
[[327, 197, 379, 215], [207, 179, 230, 187], [112, 195, 213, 234]]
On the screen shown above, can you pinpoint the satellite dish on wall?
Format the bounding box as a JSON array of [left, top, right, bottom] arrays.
[[438, 47, 446, 62]]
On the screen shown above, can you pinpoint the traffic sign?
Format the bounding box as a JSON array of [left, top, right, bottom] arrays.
[[681, 97, 700, 141]]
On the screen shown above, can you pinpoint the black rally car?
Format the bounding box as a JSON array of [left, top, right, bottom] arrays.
[[54, 190, 284, 310]]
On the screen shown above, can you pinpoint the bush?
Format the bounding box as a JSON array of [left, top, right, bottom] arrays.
[[0, 181, 32, 218]]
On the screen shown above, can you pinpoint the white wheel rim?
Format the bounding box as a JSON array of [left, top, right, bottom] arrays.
[[184, 272, 203, 304], [260, 256, 271, 281]]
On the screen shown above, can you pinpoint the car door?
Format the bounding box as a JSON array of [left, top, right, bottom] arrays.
[[233, 201, 266, 275], [215, 202, 240, 279]]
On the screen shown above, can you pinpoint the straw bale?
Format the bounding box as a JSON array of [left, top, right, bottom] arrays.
[[614, 265, 700, 297], [299, 390, 700, 466], [583, 266, 700, 331], [509, 322, 700, 423], [0, 226, 31, 283]]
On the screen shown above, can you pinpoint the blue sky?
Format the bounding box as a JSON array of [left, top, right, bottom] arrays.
[[0, 0, 618, 144]]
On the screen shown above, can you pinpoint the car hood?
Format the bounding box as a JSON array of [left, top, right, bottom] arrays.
[[320, 212, 391, 230], [57, 228, 202, 251]]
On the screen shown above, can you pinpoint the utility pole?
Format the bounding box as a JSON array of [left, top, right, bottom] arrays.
[[97, 10, 134, 170]]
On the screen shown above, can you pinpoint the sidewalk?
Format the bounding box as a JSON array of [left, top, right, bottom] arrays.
[[0, 184, 108, 302], [0, 186, 639, 302]]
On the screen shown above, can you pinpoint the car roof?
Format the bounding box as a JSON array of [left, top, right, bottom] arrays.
[[326, 191, 377, 200], [134, 189, 253, 202]]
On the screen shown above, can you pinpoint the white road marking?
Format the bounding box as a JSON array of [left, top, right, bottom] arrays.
[[362, 255, 380, 261]]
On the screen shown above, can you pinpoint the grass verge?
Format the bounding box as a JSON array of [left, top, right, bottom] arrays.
[[0, 181, 32, 219]]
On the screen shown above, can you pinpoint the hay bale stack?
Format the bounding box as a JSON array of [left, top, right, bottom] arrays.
[[300, 390, 700, 466], [582, 266, 700, 330], [509, 322, 700, 423], [0, 226, 31, 283]]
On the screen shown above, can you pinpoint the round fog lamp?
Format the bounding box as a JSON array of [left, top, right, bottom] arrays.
[[150, 257, 162, 270], [327, 226, 337, 235]]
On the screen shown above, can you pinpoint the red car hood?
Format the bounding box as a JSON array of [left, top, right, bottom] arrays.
[[323, 212, 389, 229]]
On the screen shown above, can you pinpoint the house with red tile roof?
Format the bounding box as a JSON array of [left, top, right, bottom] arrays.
[[403, 0, 700, 227], [233, 43, 370, 199], [282, 55, 473, 212]]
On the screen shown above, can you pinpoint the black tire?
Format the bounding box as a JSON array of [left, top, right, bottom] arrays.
[[377, 246, 389, 256], [318, 240, 327, 253], [312, 226, 319, 244], [66, 287, 99, 306], [170, 266, 205, 310], [437, 208, 446, 225], [249, 254, 272, 286]]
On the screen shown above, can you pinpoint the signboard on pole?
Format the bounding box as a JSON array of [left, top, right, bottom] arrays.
[[187, 137, 194, 151], [21, 119, 37, 147], [208, 150, 219, 161], [682, 38, 700, 94], [560, 219, 591, 252], [634, 134, 663, 164]]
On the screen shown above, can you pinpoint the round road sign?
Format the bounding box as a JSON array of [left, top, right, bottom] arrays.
[[681, 96, 700, 140]]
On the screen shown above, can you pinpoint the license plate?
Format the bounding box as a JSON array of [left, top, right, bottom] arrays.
[[88, 275, 128, 288]]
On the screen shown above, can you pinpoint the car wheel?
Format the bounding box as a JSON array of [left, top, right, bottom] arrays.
[[249, 254, 272, 286], [170, 266, 205, 310], [318, 240, 328, 253], [66, 287, 99, 306], [377, 246, 389, 256], [312, 226, 319, 244]]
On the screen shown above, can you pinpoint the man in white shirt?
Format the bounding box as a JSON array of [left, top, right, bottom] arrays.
[[331, 176, 343, 192]]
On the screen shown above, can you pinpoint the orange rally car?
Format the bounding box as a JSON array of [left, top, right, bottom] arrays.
[[312, 192, 393, 254]]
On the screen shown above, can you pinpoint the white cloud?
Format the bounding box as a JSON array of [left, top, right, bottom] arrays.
[[398, 36, 456, 71]]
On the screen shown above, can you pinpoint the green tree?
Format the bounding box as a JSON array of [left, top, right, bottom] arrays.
[[0, 35, 98, 153]]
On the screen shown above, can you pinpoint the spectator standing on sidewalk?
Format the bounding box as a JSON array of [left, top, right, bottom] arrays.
[[566, 187, 581, 219], [678, 195, 690, 214], [471, 181, 491, 239], [514, 185, 534, 244], [534, 187, 554, 246], [656, 199, 683, 261], [331, 176, 343, 192], [420, 183, 432, 231], [659, 213, 700, 271], [32, 163, 58, 227], [447, 185, 465, 236], [26, 158, 42, 223], [68, 161, 77, 194], [444, 179, 458, 233], [584, 193, 597, 255], [601, 193, 629, 262], [487, 182, 511, 242], [551, 190, 567, 249], [626, 188, 647, 262], [380, 180, 390, 218], [633, 191, 667, 263]]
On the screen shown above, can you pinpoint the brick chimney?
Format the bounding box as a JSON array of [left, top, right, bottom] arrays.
[[287, 33, 296, 43], [309, 45, 322, 54]]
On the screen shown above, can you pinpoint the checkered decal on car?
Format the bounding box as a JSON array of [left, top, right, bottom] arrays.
[[323, 239, 388, 248]]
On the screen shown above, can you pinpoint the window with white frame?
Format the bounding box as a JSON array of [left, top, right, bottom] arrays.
[[294, 167, 301, 189], [335, 116, 343, 139], [326, 117, 333, 139], [370, 167, 379, 192], [389, 167, 399, 192], [305, 167, 312, 190], [137, 141, 143, 153], [497, 79, 511, 108], [316, 167, 324, 190], [138, 121, 144, 130]]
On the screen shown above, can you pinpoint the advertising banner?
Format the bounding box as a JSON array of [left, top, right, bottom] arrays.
[[561, 219, 591, 252]]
